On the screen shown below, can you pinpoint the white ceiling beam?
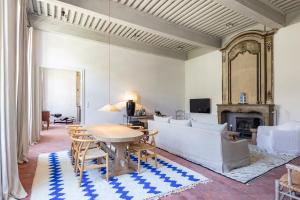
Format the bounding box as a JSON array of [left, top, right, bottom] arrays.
[[29, 14, 188, 60], [56, 0, 221, 48], [213, 0, 285, 28]]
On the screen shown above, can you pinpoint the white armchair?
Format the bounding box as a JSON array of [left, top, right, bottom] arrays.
[[257, 121, 300, 156]]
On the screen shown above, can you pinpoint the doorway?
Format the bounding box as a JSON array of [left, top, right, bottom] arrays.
[[41, 67, 85, 126]]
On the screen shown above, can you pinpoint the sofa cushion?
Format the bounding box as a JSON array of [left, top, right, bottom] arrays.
[[191, 121, 227, 132], [170, 119, 191, 127], [153, 115, 172, 123]]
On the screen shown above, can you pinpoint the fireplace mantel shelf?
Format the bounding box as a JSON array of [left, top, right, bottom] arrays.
[[217, 104, 275, 106]]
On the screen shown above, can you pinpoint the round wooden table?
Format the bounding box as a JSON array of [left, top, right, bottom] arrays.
[[86, 124, 143, 176]]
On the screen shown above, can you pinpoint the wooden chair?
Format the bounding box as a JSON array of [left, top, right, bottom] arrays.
[[68, 127, 86, 160], [42, 111, 50, 130], [128, 129, 158, 173], [69, 128, 98, 166], [67, 124, 81, 128], [127, 125, 149, 143], [275, 164, 300, 200], [71, 136, 109, 186], [68, 127, 87, 136]]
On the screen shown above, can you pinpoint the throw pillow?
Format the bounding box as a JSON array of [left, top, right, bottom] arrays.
[[170, 119, 191, 127], [191, 121, 227, 132], [154, 115, 172, 123]]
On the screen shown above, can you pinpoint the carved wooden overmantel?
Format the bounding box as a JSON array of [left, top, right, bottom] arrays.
[[221, 30, 276, 105], [217, 30, 276, 126]]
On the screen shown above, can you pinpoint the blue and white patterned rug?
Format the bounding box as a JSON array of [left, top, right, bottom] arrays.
[[31, 151, 210, 200]]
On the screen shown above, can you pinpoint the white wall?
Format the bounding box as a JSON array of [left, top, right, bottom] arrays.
[[34, 30, 185, 124], [43, 68, 77, 118], [185, 22, 300, 124], [185, 51, 222, 123], [274, 22, 300, 123]]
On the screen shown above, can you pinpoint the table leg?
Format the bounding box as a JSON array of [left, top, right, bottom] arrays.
[[111, 142, 135, 176]]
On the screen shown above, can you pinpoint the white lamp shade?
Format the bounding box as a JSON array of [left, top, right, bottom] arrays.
[[124, 92, 138, 102], [114, 101, 127, 109], [98, 104, 120, 112]]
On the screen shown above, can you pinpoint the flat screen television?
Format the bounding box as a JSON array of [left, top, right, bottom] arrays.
[[190, 98, 211, 113]]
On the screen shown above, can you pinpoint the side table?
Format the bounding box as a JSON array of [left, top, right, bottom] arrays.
[[226, 131, 240, 141]]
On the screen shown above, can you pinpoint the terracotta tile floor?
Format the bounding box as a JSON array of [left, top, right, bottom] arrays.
[[19, 124, 300, 200]]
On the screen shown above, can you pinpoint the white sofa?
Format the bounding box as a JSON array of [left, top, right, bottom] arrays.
[[257, 121, 300, 156], [148, 120, 250, 173]]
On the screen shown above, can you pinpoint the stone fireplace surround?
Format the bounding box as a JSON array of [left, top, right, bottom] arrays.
[[217, 104, 275, 137], [226, 112, 263, 137]]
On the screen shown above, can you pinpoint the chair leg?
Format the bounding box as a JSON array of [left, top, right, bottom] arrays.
[[106, 154, 109, 181], [71, 149, 74, 163], [127, 151, 130, 164], [74, 153, 79, 172], [79, 162, 85, 187], [75, 161, 78, 175], [137, 151, 141, 174], [289, 188, 293, 200], [154, 153, 158, 168], [275, 180, 280, 200], [145, 151, 148, 163]]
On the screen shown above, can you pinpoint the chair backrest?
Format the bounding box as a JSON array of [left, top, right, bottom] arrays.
[[67, 124, 82, 129], [67, 125, 83, 133], [175, 110, 185, 120], [68, 127, 88, 136], [148, 129, 158, 146], [69, 129, 92, 153], [71, 135, 96, 156], [286, 164, 300, 191]]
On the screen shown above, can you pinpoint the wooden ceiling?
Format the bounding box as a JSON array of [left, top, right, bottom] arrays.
[[112, 0, 257, 38], [27, 0, 300, 59], [28, 0, 198, 53], [261, 0, 300, 14]]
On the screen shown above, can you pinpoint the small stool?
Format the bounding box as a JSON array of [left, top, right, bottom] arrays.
[[226, 131, 240, 141], [250, 128, 257, 145]]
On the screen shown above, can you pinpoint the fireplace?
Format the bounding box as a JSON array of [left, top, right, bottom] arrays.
[[236, 117, 263, 138], [217, 104, 275, 138], [223, 110, 265, 138]]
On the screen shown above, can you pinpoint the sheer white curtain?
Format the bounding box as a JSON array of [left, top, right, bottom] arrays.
[[28, 28, 42, 144], [16, 0, 29, 163], [17, 0, 41, 151], [0, 0, 27, 199]]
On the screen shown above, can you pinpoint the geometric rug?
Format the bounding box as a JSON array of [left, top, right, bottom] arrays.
[[31, 151, 210, 200], [221, 144, 299, 184]]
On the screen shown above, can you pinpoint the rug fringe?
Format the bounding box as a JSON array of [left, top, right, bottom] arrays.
[[144, 179, 212, 200]]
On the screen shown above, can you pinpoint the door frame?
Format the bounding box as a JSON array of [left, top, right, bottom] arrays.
[[40, 66, 86, 124]]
